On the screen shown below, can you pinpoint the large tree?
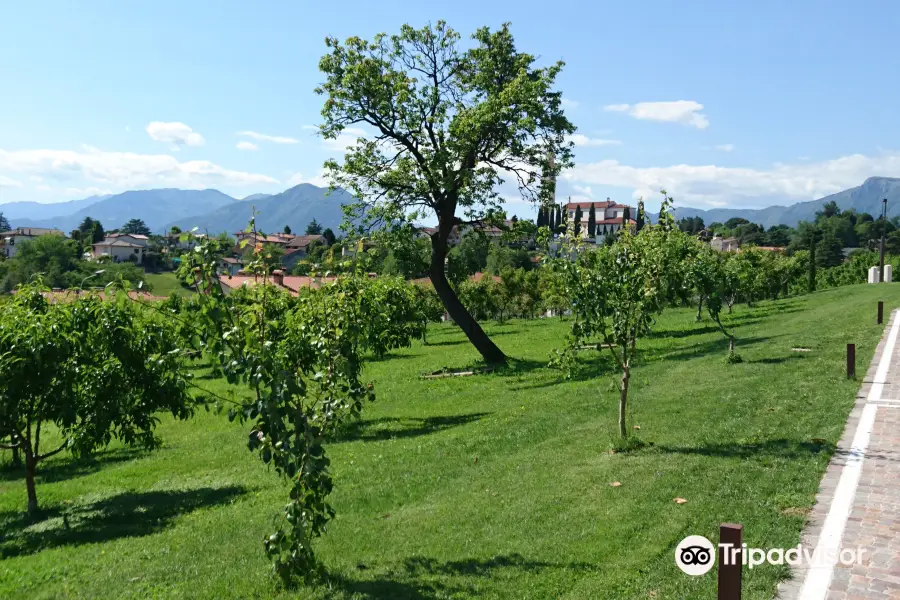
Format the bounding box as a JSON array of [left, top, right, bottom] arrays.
[[317, 21, 575, 363], [122, 218, 151, 236]]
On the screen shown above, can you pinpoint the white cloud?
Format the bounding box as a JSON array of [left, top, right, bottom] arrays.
[[236, 131, 299, 145], [287, 170, 329, 188], [36, 184, 52, 192], [0, 175, 22, 188], [64, 186, 112, 198], [564, 151, 900, 208], [715, 144, 735, 152], [146, 121, 205, 146], [321, 127, 369, 152], [561, 98, 579, 109], [603, 101, 709, 129], [236, 141, 258, 151], [566, 134, 622, 147], [0, 146, 278, 190], [572, 184, 594, 197]]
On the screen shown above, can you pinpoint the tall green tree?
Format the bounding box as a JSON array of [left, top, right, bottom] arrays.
[[635, 200, 645, 232], [574, 205, 583, 236], [0, 212, 10, 232], [587, 204, 596, 237], [122, 218, 151, 236], [797, 222, 821, 292], [317, 21, 575, 364], [305, 219, 322, 235]]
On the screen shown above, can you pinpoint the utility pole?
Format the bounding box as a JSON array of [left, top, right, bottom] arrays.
[[880, 198, 887, 283]]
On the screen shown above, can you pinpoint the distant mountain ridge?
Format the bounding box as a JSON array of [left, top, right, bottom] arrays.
[[11, 189, 237, 233], [662, 177, 900, 228], [4, 177, 900, 235], [0, 195, 107, 221], [167, 184, 350, 234]]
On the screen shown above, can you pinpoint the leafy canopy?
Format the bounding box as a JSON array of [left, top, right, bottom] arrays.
[[317, 21, 576, 233]]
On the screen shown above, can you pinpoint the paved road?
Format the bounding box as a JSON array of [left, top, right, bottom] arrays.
[[778, 310, 900, 600]]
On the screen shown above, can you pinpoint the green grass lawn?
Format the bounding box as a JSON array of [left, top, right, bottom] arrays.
[[142, 272, 194, 297], [1, 284, 898, 599]]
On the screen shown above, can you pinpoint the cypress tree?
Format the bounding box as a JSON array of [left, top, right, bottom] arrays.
[[636, 200, 645, 232], [574, 205, 583, 236], [587, 204, 597, 237]]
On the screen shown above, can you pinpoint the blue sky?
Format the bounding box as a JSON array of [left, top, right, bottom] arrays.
[[2, 0, 899, 216]]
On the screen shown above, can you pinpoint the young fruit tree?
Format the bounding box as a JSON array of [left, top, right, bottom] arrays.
[[316, 21, 576, 364], [554, 218, 677, 439], [0, 283, 193, 515], [176, 229, 430, 584], [690, 242, 743, 362]]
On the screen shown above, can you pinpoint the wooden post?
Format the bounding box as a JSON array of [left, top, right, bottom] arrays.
[[718, 523, 743, 600], [878, 301, 884, 325], [847, 344, 856, 379]]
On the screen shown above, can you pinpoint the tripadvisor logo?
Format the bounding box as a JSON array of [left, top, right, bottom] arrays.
[[675, 534, 868, 576], [675, 535, 716, 576]]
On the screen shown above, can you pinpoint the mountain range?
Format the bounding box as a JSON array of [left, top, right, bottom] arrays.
[[3, 177, 900, 235], [663, 177, 900, 228], [6, 184, 350, 235]]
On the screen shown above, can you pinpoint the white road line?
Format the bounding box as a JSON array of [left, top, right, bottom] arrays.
[[797, 312, 900, 600]]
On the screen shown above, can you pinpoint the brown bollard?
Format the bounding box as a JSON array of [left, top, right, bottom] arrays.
[[847, 343, 856, 379], [718, 523, 743, 600]]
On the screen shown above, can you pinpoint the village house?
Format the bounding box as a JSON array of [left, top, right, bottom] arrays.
[[281, 234, 328, 269], [0, 227, 66, 258], [165, 232, 207, 252], [217, 256, 244, 276], [91, 232, 150, 264], [564, 199, 636, 243], [710, 236, 740, 252]]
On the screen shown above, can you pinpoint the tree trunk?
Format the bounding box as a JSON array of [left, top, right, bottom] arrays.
[[25, 453, 38, 515], [696, 296, 704, 322], [729, 335, 735, 357], [618, 367, 630, 439], [11, 446, 21, 468], [430, 234, 506, 364]]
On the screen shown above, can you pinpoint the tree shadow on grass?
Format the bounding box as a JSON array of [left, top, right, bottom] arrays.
[[0, 447, 148, 484], [0, 485, 247, 559], [366, 352, 423, 363], [652, 438, 836, 460], [745, 354, 808, 365], [330, 413, 489, 443], [323, 553, 596, 600], [641, 335, 783, 363]]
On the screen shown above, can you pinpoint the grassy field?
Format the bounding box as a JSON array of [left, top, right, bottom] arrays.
[[1, 284, 898, 599], [142, 272, 194, 297]]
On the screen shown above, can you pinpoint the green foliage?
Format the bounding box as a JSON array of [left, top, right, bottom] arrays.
[[317, 21, 575, 363], [305, 219, 322, 235], [174, 228, 430, 584], [0, 212, 9, 232], [447, 234, 490, 283], [0, 234, 148, 292], [0, 281, 193, 514], [554, 198, 683, 439], [456, 277, 500, 321], [122, 219, 151, 236]]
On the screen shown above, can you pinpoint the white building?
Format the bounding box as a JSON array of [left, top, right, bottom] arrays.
[[0, 227, 66, 258], [565, 200, 636, 243], [91, 233, 150, 264]]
